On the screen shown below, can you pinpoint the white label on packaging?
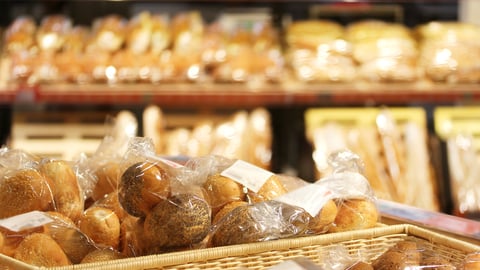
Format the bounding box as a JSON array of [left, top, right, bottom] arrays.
[[220, 159, 274, 193], [0, 211, 53, 232], [275, 184, 333, 217]]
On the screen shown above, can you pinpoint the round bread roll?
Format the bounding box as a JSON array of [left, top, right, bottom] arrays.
[[328, 199, 378, 233], [212, 200, 248, 224], [144, 193, 211, 249], [79, 206, 121, 250], [393, 240, 422, 264], [0, 169, 54, 219], [463, 252, 480, 270], [118, 162, 171, 217], [93, 161, 122, 201], [372, 250, 410, 270], [94, 191, 129, 221], [39, 159, 84, 222], [43, 211, 97, 264], [248, 174, 287, 203], [211, 201, 310, 247], [203, 173, 246, 214], [308, 199, 338, 234], [81, 248, 126, 264], [13, 233, 71, 267], [119, 215, 144, 257]]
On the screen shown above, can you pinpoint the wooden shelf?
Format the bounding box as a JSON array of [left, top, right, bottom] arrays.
[[1, 82, 479, 107]]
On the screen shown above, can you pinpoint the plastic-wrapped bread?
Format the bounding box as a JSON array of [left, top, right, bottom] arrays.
[[4, 16, 37, 54], [91, 14, 127, 53], [126, 12, 153, 55], [346, 20, 420, 82], [36, 14, 72, 52], [150, 14, 171, 55], [285, 20, 356, 82], [416, 21, 480, 83], [62, 25, 90, 53]]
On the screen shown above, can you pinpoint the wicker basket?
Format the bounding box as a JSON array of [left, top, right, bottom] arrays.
[[0, 224, 478, 270]]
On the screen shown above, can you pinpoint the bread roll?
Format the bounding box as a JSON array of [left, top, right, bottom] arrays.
[[93, 161, 122, 201], [463, 252, 480, 270], [79, 206, 121, 249], [286, 20, 344, 49], [0, 169, 54, 219], [118, 162, 171, 217], [81, 248, 126, 264], [212, 200, 248, 224], [39, 159, 84, 222], [247, 174, 287, 203], [13, 233, 71, 267], [203, 173, 246, 214], [36, 14, 72, 52], [4, 16, 36, 53], [328, 199, 378, 233], [144, 193, 211, 249], [92, 14, 127, 53], [211, 201, 310, 247], [307, 199, 338, 234], [43, 211, 97, 264]]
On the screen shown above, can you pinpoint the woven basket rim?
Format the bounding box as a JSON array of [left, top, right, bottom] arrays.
[[1, 224, 478, 270]]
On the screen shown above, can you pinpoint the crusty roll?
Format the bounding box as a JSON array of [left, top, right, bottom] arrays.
[[39, 159, 84, 222], [93, 161, 122, 202], [203, 173, 246, 215], [43, 211, 97, 264], [13, 233, 71, 267], [328, 199, 378, 233], [0, 169, 54, 219], [79, 206, 121, 250]]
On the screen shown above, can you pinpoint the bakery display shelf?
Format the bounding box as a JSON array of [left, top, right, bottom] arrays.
[[1, 82, 480, 107]]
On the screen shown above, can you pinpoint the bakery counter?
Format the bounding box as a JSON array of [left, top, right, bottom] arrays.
[[1, 82, 480, 107]]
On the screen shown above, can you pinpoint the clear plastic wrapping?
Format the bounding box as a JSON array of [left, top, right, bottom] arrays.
[[416, 21, 480, 83]]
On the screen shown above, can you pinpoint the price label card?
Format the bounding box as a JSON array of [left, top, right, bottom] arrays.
[[0, 211, 53, 232], [275, 184, 333, 217], [221, 159, 274, 192]]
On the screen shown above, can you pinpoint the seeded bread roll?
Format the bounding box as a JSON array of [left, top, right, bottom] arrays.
[[13, 233, 71, 267], [0, 169, 54, 219], [79, 206, 121, 250], [118, 162, 171, 217], [212, 200, 248, 224], [39, 159, 84, 222], [144, 193, 211, 249]]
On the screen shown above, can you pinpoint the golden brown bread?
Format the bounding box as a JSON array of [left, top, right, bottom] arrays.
[[212, 200, 248, 224], [93, 161, 122, 201], [13, 233, 71, 267], [247, 174, 288, 203], [307, 199, 338, 234], [78, 206, 121, 250], [144, 193, 211, 249], [203, 173, 246, 214], [328, 199, 378, 233], [81, 248, 126, 264], [39, 159, 84, 222], [118, 162, 171, 217], [0, 169, 54, 219], [43, 211, 97, 264]]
